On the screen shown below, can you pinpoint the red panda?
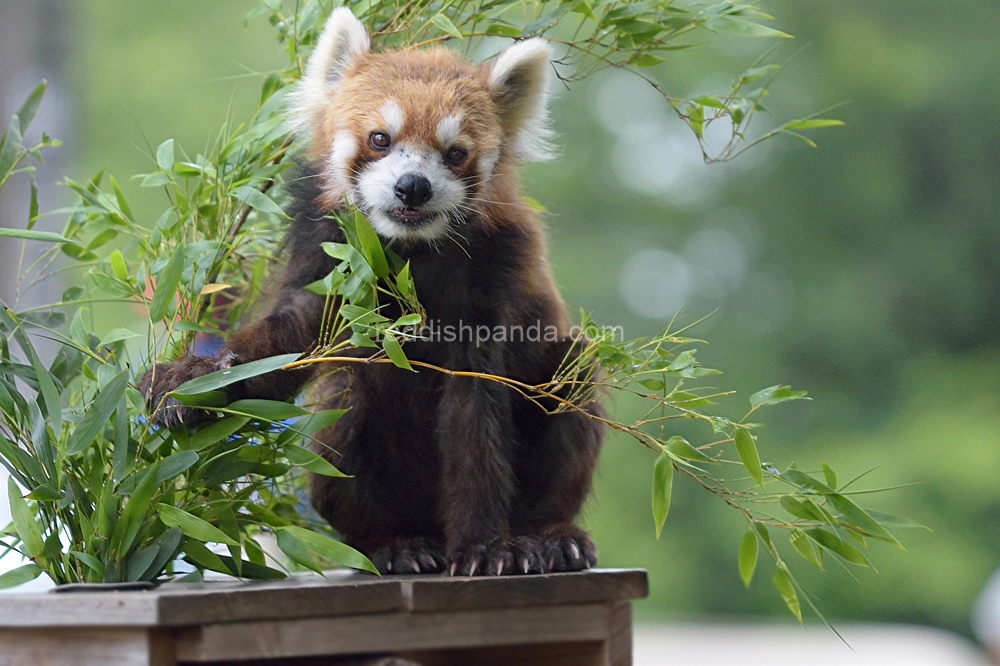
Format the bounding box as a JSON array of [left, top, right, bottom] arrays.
[[143, 8, 604, 576]]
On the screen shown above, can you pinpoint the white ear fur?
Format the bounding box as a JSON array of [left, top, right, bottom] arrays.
[[288, 8, 370, 134], [488, 38, 555, 162]]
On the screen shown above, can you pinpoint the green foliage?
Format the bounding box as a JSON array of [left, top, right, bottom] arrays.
[[249, 0, 839, 162], [0, 0, 900, 621]]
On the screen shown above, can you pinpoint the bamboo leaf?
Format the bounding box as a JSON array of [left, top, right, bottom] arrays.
[[866, 511, 931, 531], [709, 16, 791, 39], [26, 484, 62, 501], [0, 563, 42, 590], [226, 399, 309, 421], [738, 529, 757, 587], [199, 283, 231, 295], [750, 385, 809, 408], [275, 528, 323, 574], [821, 462, 837, 490], [157, 504, 240, 547], [185, 416, 249, 451], [783, 119, 845, 130], [110, 462, 160, 558], [0, 228, 75, 244], [69, 551, 104, 578], [382, 334, 413, 371], [148, 244, 185, 321], [772, 566, 802, 622], [155, 139, 174, 172], [7, 311, 62, 435], [109, 250, 129, 281], [430, 13, 464, 40], [805, 528, 872, 566], [231, 185, 288, 218], [652, 451, 673, 538], [99, 328, 143, 347], [665, 436, 717, 464], [395, 261, 412, 298], [282, 444, 348, 477], [66, 370, 129, 455], [110, 175, 134, 221], [276, 526, 378, 574], [172, 353, 300, 395], [137, 527, 183, 582], [16, 81, 47, 134], [154, 451, 199, 484], [353, 210, 389, 279], [124, 543, 160, 582], [790, 529, 823, 569], [7, 477, 44, 558], [734, 428, 764, 488], [780, 495, 827, 522], [829, 493, 902, 547]]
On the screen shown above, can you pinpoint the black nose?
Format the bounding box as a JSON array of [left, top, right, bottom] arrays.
[[393, 173, 433, 207]]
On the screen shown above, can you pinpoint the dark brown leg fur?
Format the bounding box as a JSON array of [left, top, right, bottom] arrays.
[[142, 165, 605, 578]]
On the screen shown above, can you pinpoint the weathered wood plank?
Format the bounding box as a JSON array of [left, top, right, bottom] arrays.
[[174, 603, 611, 662], [154, 574, 403, 626], [0, 569, 644, 629], [0, 628, 176, 666], [0, 594, 163, 628], [608, 601, 633, 666], [402, 569, 648, 612], [0, 573, 403, 628], [400, 641, 610, 666]]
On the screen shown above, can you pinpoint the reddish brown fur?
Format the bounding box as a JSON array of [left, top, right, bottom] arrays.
[[142, 41, 603, 577]]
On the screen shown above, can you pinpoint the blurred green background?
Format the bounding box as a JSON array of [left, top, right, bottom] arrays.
[[27, 0, 1000, 638]]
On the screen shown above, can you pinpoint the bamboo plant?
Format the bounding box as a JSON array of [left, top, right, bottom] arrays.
[[0, 0, 910, 625]]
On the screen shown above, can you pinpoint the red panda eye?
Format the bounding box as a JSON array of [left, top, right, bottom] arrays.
[[369, 132, 391, 150], [445, 146, 468, 166]]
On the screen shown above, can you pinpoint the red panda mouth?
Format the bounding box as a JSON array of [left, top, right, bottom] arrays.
[[388, 208, 432, 225]]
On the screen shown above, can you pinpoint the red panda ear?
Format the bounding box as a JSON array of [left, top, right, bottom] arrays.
[[289, 8, 370, 133], [488, 38, 555, 162]]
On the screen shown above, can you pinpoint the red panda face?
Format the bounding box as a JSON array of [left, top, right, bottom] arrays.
[[328, 53, 502, 241], [289, 9, 554, 243]]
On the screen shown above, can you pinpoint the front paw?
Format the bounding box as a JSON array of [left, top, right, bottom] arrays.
[[139, 353, 231, 428], [542, 533, 597, 572], [369, 537, 447, 575], [447, 537, 545, 576]]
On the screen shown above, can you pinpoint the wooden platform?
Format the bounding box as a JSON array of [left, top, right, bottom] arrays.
[[0, 568, 647, 665]]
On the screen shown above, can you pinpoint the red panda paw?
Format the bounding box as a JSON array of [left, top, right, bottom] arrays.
[[370, 537, 446, 575], [541, 532, 597, 572], [139, 354, 229, 429], [446, 537, 547, 576]]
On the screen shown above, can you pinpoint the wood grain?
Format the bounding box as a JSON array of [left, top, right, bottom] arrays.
[[0, 568, 644, 628], [0, 628, 174, 666], [608, 601, 633, 666], [402, 569, 648, 612], [174, 603, 611, 662], [0, 572, 402, 628], [400, 641, 611, 666], [154, 574, 402, 626], [0, 569, 644, 665]]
